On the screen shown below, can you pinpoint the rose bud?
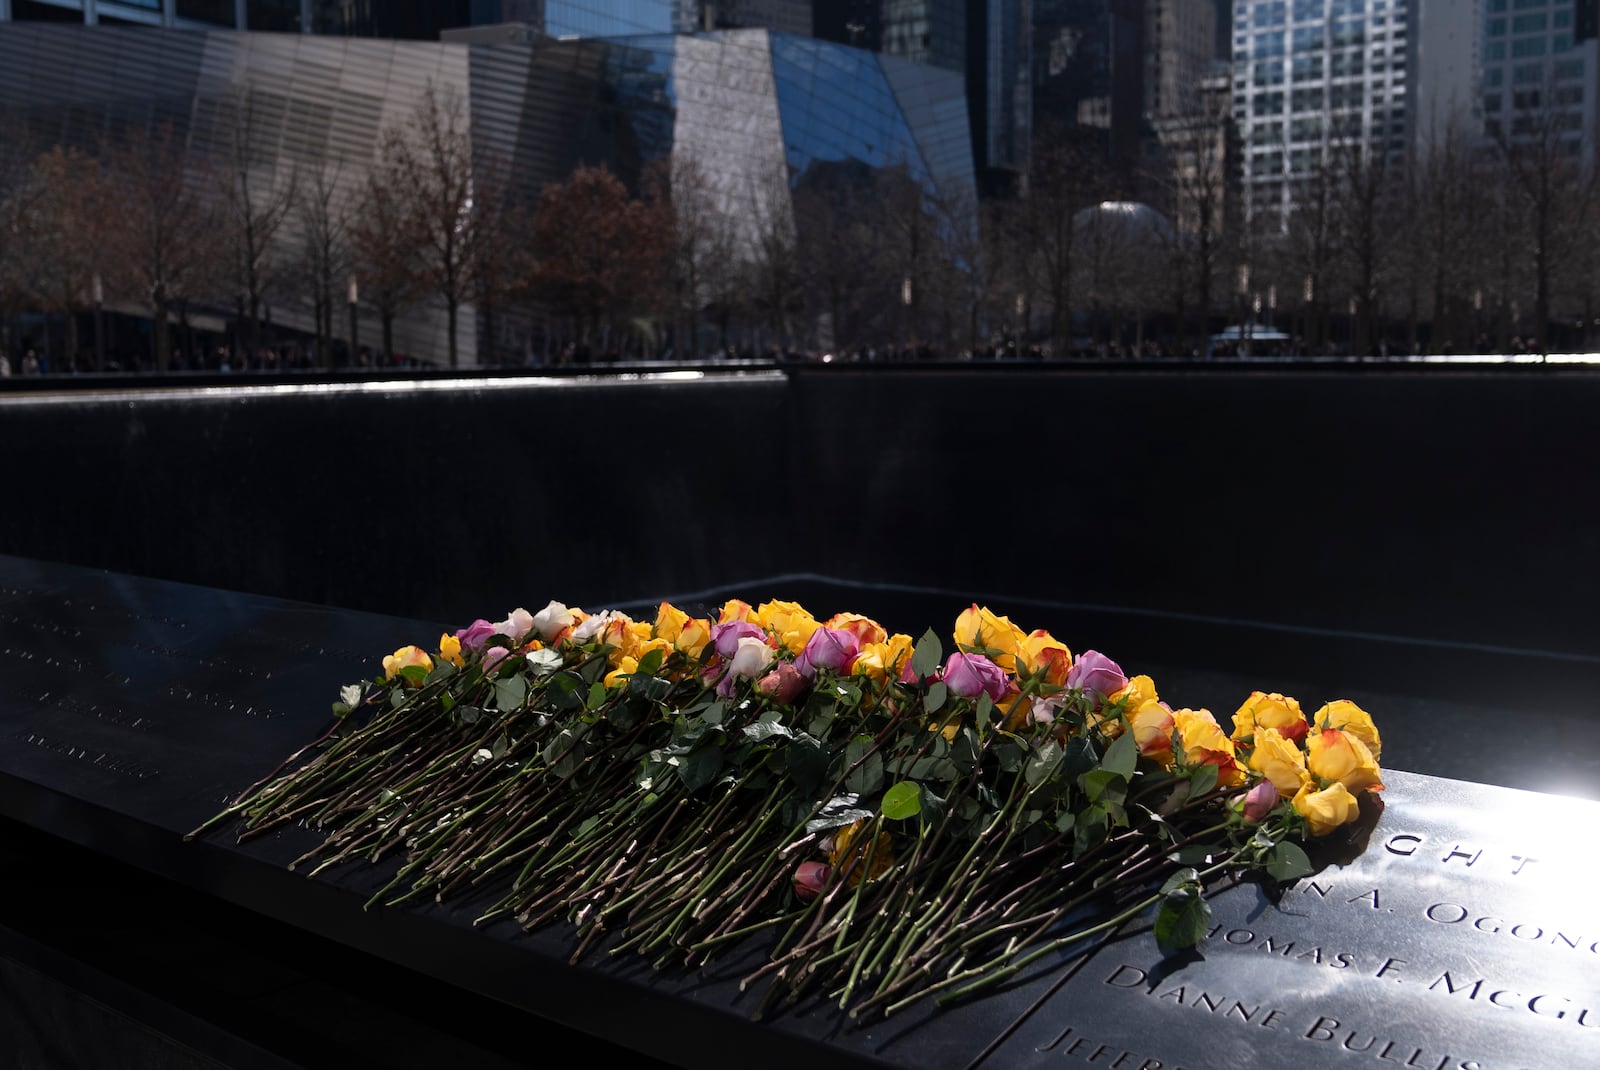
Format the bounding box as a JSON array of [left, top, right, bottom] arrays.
[[757, 662, 807, 705], [793, 861, 832, 901], [1241, 779, 1280, 823]]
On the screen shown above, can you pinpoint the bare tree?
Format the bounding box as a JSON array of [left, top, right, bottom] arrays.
[[664, 152, 738, 358], [349, 159, 419, 364], [1328, 115, 1401, 355], [1492, 73, 1597, 354], [295, 157, 350, 369], [216, 88, 300, 364], [1026, 122, 1111, 356], [101, 122, 214, 371], [20, 146, 107, 369], [377, 83, 477, 367], [465, 155, 532, 367]]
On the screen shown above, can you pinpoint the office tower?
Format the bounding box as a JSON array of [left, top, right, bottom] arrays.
[[1480, 0, 1598, 164], [1230, 0, 1478, 224]]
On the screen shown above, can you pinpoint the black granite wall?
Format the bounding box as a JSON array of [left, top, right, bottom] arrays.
[[6, 365, 1597, 674]]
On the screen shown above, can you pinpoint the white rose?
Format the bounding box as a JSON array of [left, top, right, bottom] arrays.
[[531, 600, 575, 641], [495, 607, 535, 643], [728, 636, 776, 679]]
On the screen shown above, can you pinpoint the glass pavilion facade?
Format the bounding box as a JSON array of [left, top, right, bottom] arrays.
[[0, 20, 974, 363]]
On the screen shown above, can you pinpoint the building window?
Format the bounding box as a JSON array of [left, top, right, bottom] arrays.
[[1553, 31, 1573, 49], [1487, 0, 1507, 10], [1554, 58, 1585, 78], [1255, 32, 1286, 57], [1511, 36, 1547, 56], [1512, 12, 1549, 30], [1486, 67, 1504, 86], [1554, 7, 1574, 25], [1292, 0, 1323, 19], [1513, 62, 1545, 81], [1554, 84, 1583, 104], [1254, 1, 1288, 26], [1486, 41, 1507, 59], [1293, 54, 1324, 80], [1484, 93, 1504, 112], [1488, 16, 1507, 33]]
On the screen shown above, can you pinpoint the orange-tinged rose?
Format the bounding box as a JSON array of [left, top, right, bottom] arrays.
[[1293, 781, 1362, 836], [1231, 691, 1309, 745], [755, 599, 820, 655], [1306, 728, 1385, 793], [828, 820, 896, 886], [1247, 727, 1311, 795], [675, 617, 713, 659], [1129, 699, 1176, 767], [824, 611, 888, 647], [718, 599, 754, 623], [1312, 700, 1382, 761], [1172, 708, 1246, 787], [654, 601, 689, 644], [1000, 686, 1033, 731], [952, 604, 1026, 672], [382, 645, 433, 682], [1020, 630, 1074, 685], [438, 633, 463, 668]]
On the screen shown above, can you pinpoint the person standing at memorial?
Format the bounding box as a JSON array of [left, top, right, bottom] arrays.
[[20, 348, 40, 376]]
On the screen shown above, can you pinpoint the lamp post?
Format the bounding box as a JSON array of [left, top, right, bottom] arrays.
[[92, 272, 104, 372], [347, 274, 359, 368]]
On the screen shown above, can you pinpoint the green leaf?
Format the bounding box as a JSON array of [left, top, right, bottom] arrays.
[[586, 680, 607, 710], [744, 719, 793, 743], [1160, 866, 1200, 895], [492, 675, 528, 712], [1024, 739, 1064, 787], [923, 681, 948, 714], [784, 736, 830, 796], [844, 736, 884, 796], [399, 665, 429, 687], [524, 648, 563, 675], [910, 629, 942, 680], [881, 780, 922, 820], [1169, 844, 1214, 866], [675, 746, 723, 793], [1154, 886, 1211, 952], [975, 693, 993, 733], [1102, 729, 1137, 779], [635, 647, 665, 677], [700, 701, 726, 726], [1188, 762, 1219, 797], [1080, 768, 1127, 807], [1267, 841, 1314, 882], [458, 706, 482, 725]]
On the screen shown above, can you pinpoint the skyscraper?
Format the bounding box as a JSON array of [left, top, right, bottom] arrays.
[[1230, 0, 1478, 225], [1480, 0, 1598, 164]]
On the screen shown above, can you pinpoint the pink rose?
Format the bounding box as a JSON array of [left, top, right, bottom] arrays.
[[711, 620, 767, 660], [794, 627, 860, 678], [455, 618, 497, 653], [942, 652, 1009, 702], [793, 861, 832, 901], [757, 662, 808, 705], [1065, 650, 1127, 699], [482, 645, 512, 673], [1242, 779, 1280, 823]]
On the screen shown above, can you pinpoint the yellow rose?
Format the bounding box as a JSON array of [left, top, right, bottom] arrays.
[[1231, 691, 1308, 744], [1306, 728, 1385, 794], [653, 601, 689, 644], [676, 617, 713, 659], [604, 654, 638, 689], [619, 619, 655, 661], [718, 599, 754, 623], [1312, 699, 1382, 761], [382, 645, 433, 683], [755, 599, 820, 655], [1020, 630, 1074, 686], [1128, 699, 1176, 767], [824, 611, 889, 647], [438, 633, 463, 668], [828, 820, 896, 886], [1293, 781, 1362, 836], [1247, 727, 1311, 795], [952, 604, 1026, 672], [1172, 708, 1246, 787], [612, 635, 671, 672], [1109, 673, 1159, 710]]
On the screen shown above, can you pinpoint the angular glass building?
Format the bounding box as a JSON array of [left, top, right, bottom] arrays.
[[0, 21, 973, 363]]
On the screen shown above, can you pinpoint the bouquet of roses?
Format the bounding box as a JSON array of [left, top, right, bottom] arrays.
[[189, 597, 1385, 1021]]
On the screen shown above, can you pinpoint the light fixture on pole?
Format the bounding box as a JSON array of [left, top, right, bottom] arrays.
[[348, 274, 359, 367], [92, 272, 104, 372]]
